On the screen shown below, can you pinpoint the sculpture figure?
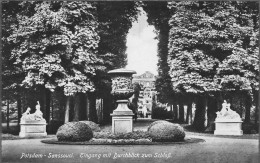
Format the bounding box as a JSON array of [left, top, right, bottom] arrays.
[[22, 107, 31, 116], [20, 101, 44, 121], [33, 101, 44, 120], [216, 100, 241, 121]]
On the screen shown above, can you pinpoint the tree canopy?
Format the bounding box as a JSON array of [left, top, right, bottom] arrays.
[[167, 1, 259, 96], [7, 1, 101, 96]]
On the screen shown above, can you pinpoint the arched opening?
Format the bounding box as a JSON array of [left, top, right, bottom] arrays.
[[126, 8, 158, 76]]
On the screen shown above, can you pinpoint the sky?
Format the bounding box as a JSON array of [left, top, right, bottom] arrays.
[[126, 10, 158, 76]]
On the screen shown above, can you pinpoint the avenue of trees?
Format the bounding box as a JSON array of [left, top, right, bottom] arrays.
[[144, 1, 259, 130], [2, 1, 259, 132], [2, 1, 139, 128]]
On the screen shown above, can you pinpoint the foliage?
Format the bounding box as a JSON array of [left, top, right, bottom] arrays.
[[56, 122, 93, 141], [7, 1, 101, 96], [93, 130, 151, 140], [167, 1, 259, 95], [148, 121, 185, 142], [147, 120, 171, 131], [97, 1, 139, 70], [93, 2, 139, 98], [79, 121, 101, 132], [152, 105, 172, 120], [2, 1, 24, 100], [142, 2, 173, 103]]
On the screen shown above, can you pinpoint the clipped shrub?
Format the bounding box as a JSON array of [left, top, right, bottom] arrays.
[[148, 121, 185, 142], [93, 130, 151, 140], [147, 120, 171, 131], [79, 121, 101, 132], [56, 122, 93, 142]]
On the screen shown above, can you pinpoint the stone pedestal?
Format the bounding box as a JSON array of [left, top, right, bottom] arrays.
[[19, 120, 47, 138], [214, 120, 243, 136], [111, 100, 134, 134]]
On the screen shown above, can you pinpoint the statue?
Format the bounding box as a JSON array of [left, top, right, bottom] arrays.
[[20, 101, 45, 122], [22, 107, 31, 116], [19, 101, 47, 137], [33, 101, 44, 120], [216, 100, 241, 121], [214, 100, 243, 135]]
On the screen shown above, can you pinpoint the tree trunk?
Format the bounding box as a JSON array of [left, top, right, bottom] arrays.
[[205, 97, 218, 132], [88, 92, 98, 123], [245, 93, 252, 123], [193, 96, 206, 131], [204, 97, 208, 127], [51, 99, 54, 120], [179, 100, 184, 123], [73, 93, 81, 121], [254, 92, 259, 124], [86, 93, 90, 120], [64, 96, 71, 123], [173, 101, 178, 121], [44, 88, 51, 123], [102, 93, 113, 124], [7, 100, 10, 132], [186, 99, 192, 124], [17, 96, 22, 125], [79, 93, 87, 121]]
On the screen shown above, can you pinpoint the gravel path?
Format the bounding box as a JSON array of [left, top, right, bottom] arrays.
[[2, 134, 258, 163]]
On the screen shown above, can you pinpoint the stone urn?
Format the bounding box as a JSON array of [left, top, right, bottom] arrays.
[[108, 68, 136, 133]]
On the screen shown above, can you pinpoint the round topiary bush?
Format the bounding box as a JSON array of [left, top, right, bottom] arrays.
[[148, 121, 185, 142], [79, 121, 101, 132], [147, 120, 171, 131], [56, 122, 93, 142]]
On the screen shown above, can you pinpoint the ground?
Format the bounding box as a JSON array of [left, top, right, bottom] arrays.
[[2, 119, 259, 163]]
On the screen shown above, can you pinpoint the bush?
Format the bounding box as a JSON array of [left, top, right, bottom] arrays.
[[148, 121, 185, 142], [79, 121, 101, 132], [94, 130, 151, 140], [147, 120, 171, 131], [56, 122, 93, 142]]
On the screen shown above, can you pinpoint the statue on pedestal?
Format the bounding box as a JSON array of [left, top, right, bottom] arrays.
[[19, 101, 47, 137], [214, 100, 243, 135], [216, 100, 241, 121], [21, 101, 45, 122]]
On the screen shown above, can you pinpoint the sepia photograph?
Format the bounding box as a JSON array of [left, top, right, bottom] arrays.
[[1, 1, 259, 163]]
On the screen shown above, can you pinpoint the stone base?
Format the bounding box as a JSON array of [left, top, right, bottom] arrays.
[[19, 132, 47, 138], [214, 121, 243, 136], [111, 115, 133, 134], [214, 130, 243, 136], [110, 100, 134, 134], [19, 121, 47, 138]]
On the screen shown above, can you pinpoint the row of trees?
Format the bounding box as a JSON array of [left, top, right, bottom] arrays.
[[144, 1, 259, 130], [2, 1, 259, 132], [2, 1, 139, 126]]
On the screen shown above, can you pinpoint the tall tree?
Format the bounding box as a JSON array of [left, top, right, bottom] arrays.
[[95, 1, 139, 123], [167, 1, 259, 130], [7, 1, 101, 122], [142, 1, 173, 104], [2, 1, 25, 124]]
